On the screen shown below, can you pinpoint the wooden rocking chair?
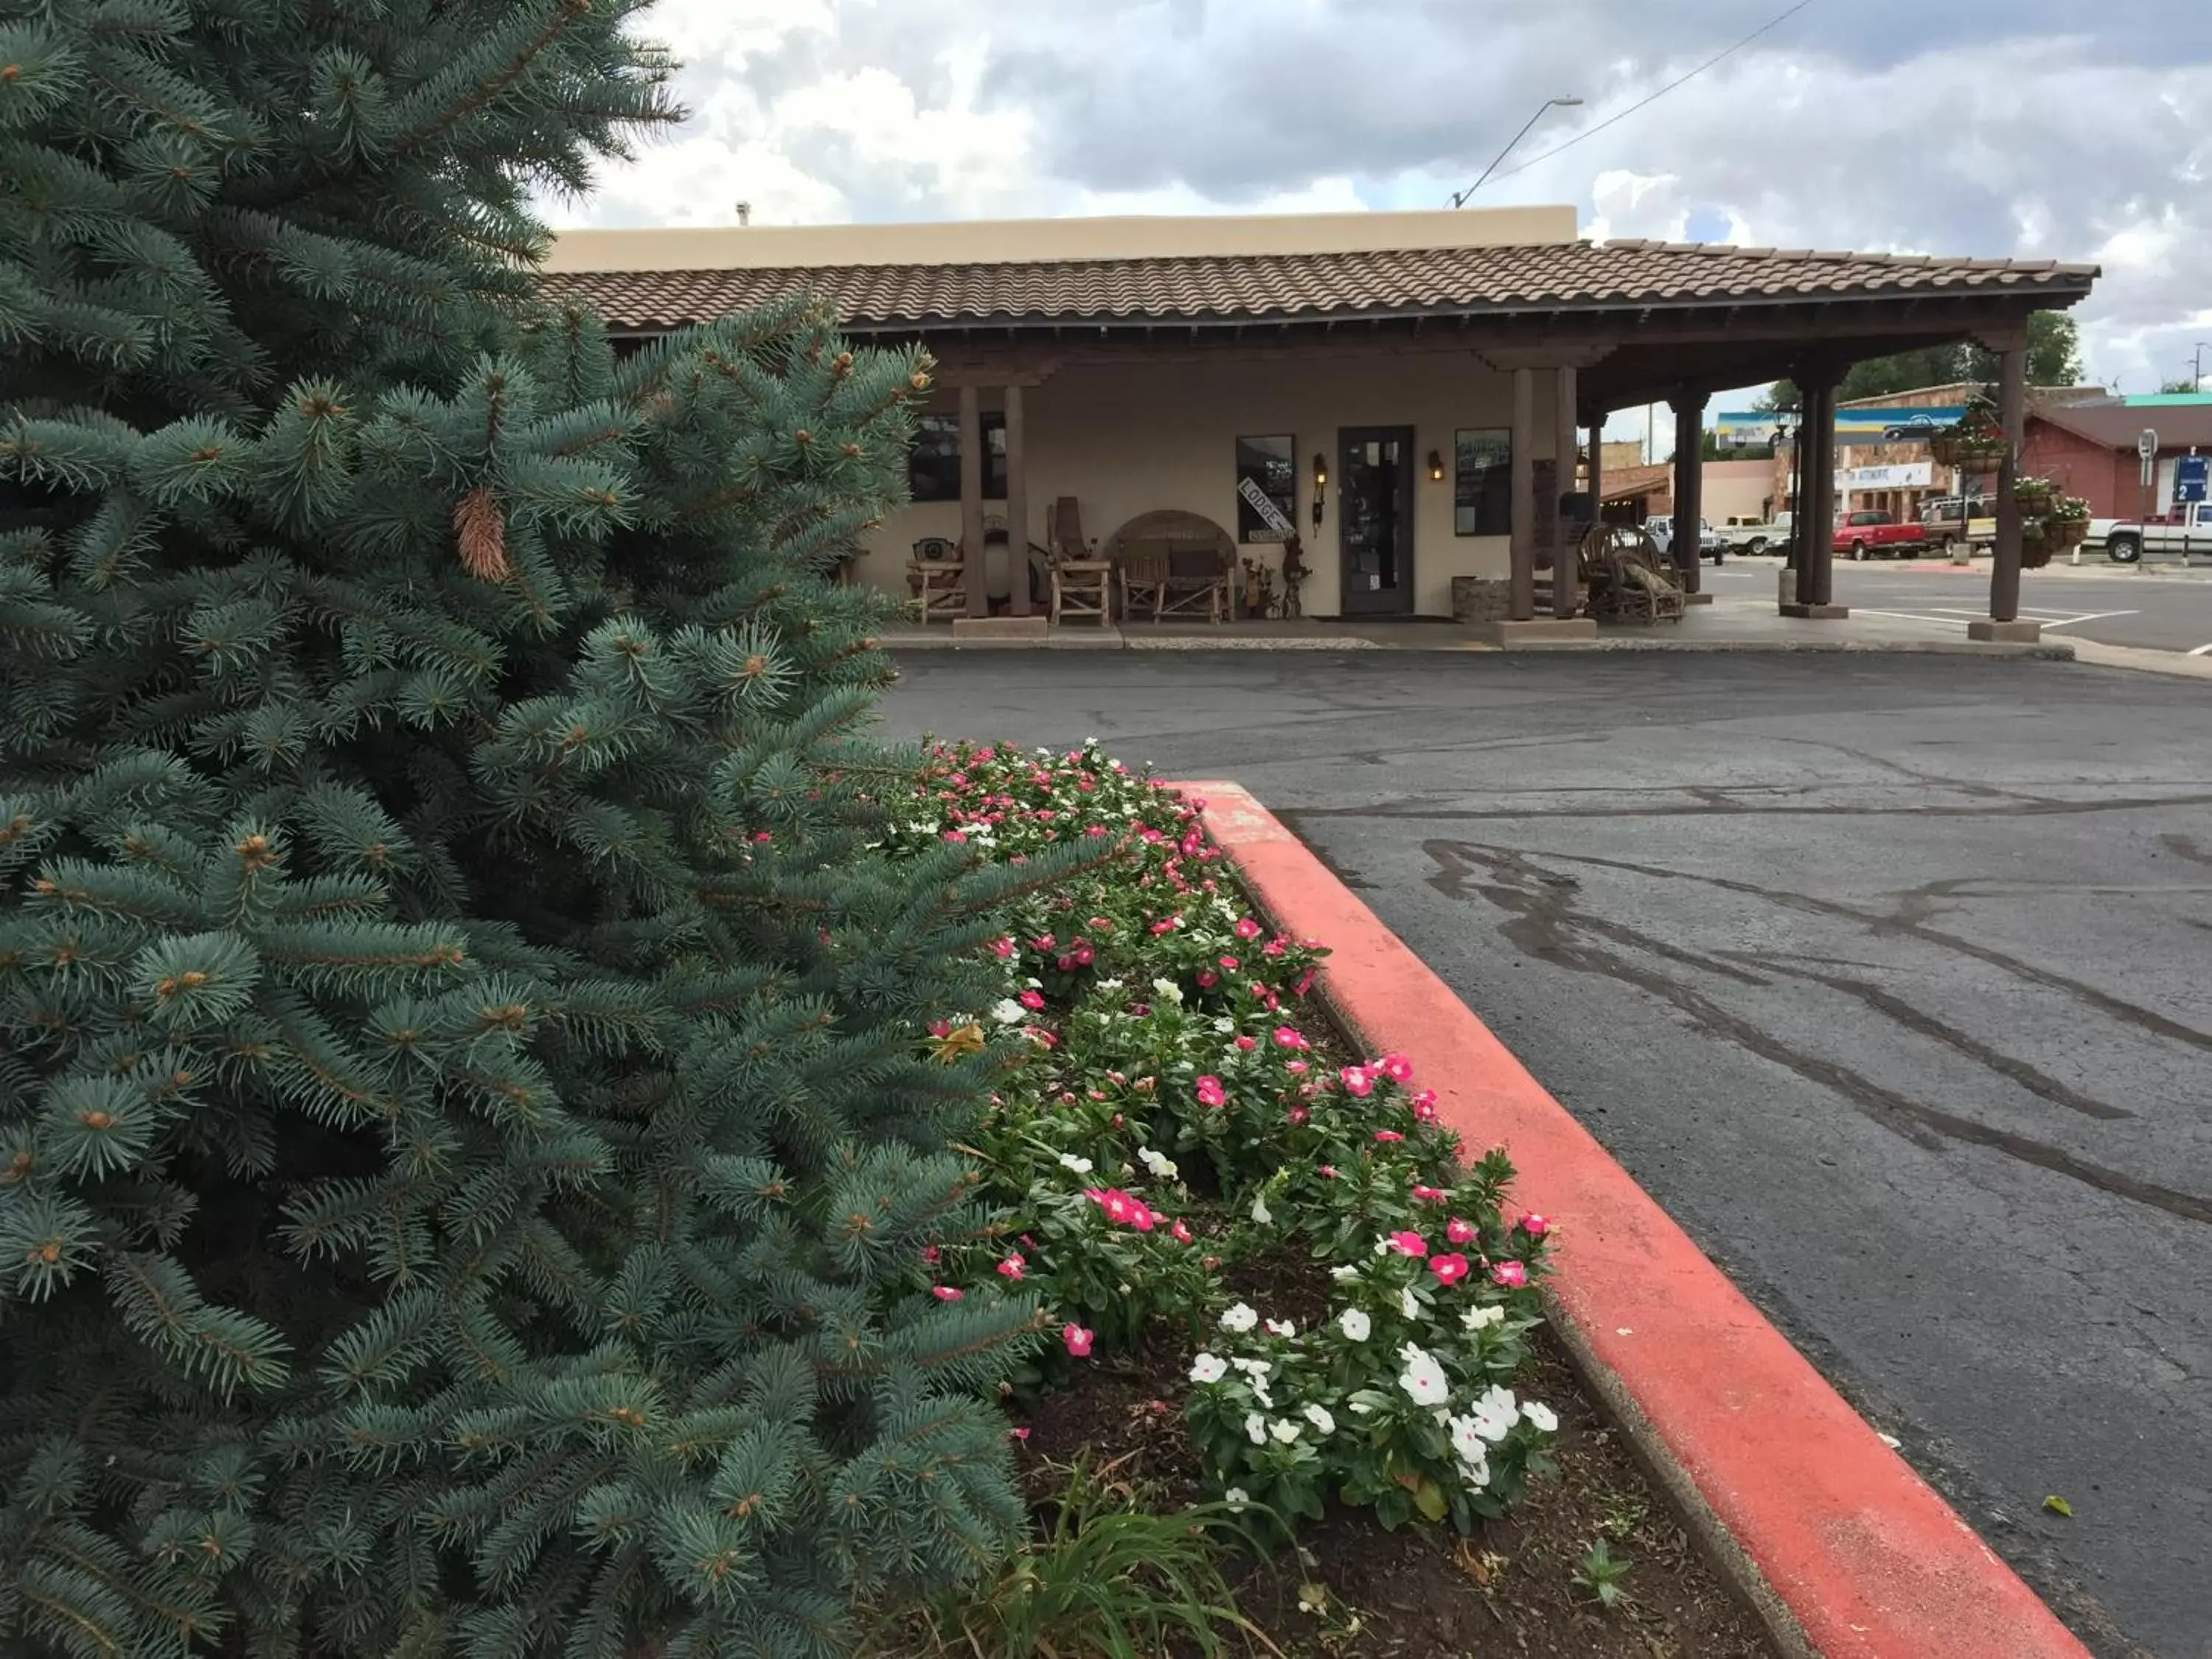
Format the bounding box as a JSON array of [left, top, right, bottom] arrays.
[[906, 535, 966, 623], [1046, 497, 1113, 626], [1585, 526, 1686, 625]]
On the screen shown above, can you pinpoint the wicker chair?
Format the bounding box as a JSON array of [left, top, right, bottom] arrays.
[[1585, 525, 1686, 625], [1107, 510, 1235, 623]]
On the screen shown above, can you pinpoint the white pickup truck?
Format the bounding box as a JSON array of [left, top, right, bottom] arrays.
[[1716, 512, 1792, 554], [2096, 501, 2212, 563]]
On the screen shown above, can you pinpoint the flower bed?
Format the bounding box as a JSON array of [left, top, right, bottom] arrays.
[[874, 742, 1778, 1655]]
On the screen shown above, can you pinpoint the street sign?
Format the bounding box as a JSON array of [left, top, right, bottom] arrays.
[[2177, 452, 2209, 504], [2141, 428, 2160, 488]]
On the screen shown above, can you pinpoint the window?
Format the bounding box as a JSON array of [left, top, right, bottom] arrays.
[[1234, 434, 1297, 542], [1454, 428, 1512, 536], [908, 413, 1007, 502]]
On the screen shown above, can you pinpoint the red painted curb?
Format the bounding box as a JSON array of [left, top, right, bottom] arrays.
[[1173, 780, 2090, 1659]]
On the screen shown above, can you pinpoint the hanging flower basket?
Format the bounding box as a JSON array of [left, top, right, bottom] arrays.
[[2043, 501, 2091, 552], [1930, 398, 2010, 473], [2013, 476, 2057, 513]]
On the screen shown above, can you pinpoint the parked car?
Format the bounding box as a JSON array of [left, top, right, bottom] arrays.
[[1880, 414, 1944, 441], [2100, 501, 2212, 564], [1717, 512, 1792, 554], [1646, 515, 1727, 564], [1833, 509, 1929, 560], [1920, 494, 1996, 554]]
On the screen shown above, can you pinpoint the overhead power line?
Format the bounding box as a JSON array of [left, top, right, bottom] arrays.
[[1484, 0, 1819, 189]]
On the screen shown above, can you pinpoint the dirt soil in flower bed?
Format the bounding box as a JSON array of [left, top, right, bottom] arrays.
[[1016, 1251, 1780, 1659]]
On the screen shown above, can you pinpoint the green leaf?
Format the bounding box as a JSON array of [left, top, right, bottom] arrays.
[[1411, 1475, 1447, 1523], [2043, 1494, 2073, 1517]]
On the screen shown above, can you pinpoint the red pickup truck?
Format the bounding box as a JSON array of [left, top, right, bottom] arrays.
[[1833, 509, 1929, 560]]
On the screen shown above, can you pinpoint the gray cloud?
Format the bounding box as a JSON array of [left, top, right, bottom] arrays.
[[575, 0, 2211, 392]]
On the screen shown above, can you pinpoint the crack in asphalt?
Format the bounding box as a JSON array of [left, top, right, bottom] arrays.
[[1416, 839, 2212, 1228], [1283, 788, 2212, 823]]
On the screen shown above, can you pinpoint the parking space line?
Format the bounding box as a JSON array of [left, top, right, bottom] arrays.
[[2189, 642, 2212, 658]]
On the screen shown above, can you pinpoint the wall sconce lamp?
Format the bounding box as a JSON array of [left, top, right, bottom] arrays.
[[1311, 453, 1328, 528], [1427, 449, 1445, 483]]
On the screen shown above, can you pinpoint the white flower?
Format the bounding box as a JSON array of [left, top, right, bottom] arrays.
[[1213, 1016, 1236, 1034], [1136, 1146, 1179, 1180], [1268, 1418, 1302, 1444], [1058, 1152, 1093, 1174], [1476, 1384, 1518, 1418], [1189, 1352, 1228, 1385], [1349, 1399, 1375, 1415], [1399, 1287, 1419, 1319], [1371, 1237, 1392, 1256], [1338, 1307, 1371, 1343], [1304, 1402, 1337, 1436], [1461, 1452, 1492, 1489], [1461, 1304, 1506, 1332], [1470, 1399, 1518, 1444], [1263, 1318, 1295, 1338], [1220, 1302, 1259, 1334], [1151, 977, 1184, 1006], [1448, 1413, 1486, 1464], [990, 998, 1028, 1025], [1523, 1400, 1558, 1433], [1250, 1191, 1273, 1225], [1228, 1356, 1272, 1377], [1252, 1380, 1275, 1408], [1096, 977, 1125, 992], [1245, 1412, 1267, 1445], [1397, 1347, 1450, 1407], [1331, 1264, 1360, 1281], [1223, 1486, 1250, 1514]]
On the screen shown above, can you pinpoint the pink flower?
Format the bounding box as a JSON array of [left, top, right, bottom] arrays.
[[1195, 970, 1217, 989], [1285, 1059, 1308, 1074], [991, 936, 1016, 959], [931, 1286, 962, 1301], [1386, 1230, 1428, 1257], [941, 829, 966, 843], [1171, 1218, 1194, 1244], [1031, 933, 1056, 951], [1373, 1130, 1404, 1144], [1377, 1054, 1414, 1083], [1293, 969, 1316, 997], [1411, 1184, 1447, 1203], [996, 1255, 1026, 1280], [1491, 1260, 1528, 1289], [1263, 938, 1286, 956], [1235, 1034, 1256, 1051], [1073, 945, 1094, 966], [1149, 917, 1178, 935], [1272, 1026, 1308, 1049], [1429, 1253, 1471, 1286], [1234, 917, 1262, 940], [1062, 1324, 1095, 1358], [751, 830, 773, 844], [1011, 1426, 1029, 1441], [922, 1245, 942, 1265], [1318, 1164, 1339, 1180], [1339, 1067, 1374, 1098], [1446, 1217, 1476, 1245], [1411, 1090, 1439, 1123], [1194, 1075, 1228, 1109], [1518, 1213, 1551, 1237], [1056, 954, 1075, 972], [1218, 955, 1239, 971], [1018, 989, 1045, 1010], [1286, 1105, 1310, 1125]]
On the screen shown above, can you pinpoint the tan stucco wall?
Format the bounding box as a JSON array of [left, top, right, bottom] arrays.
[[858, 349, 1568, 619], [548, 206, 1579, 274], [1701, 460, 1773, 523]]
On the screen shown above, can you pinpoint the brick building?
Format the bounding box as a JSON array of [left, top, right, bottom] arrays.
[[2020, 403, 2212, 518]]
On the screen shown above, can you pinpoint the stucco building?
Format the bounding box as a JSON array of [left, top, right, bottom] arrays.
[[546, 207, 2096, 640]]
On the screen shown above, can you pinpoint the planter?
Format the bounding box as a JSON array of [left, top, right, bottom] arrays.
[[2020, 539, 2053, 570], [2045, 516, 2090, 552], [1930, 432, 2009, 471], [2014, 479, 2057, 513]]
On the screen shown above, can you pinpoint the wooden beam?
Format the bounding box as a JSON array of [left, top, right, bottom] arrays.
[[1990, 347, 2027, 622], [1553, 365, 1579, 619], [959, 383, 987, 619], [1510, 367, 1536, 622], [1004, 383, 1030, 618]]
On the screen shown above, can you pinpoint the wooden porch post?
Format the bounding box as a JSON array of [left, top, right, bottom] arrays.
[[1784, 371, 1846, 616], [1670, 388, 1708, 598], [1509, 367, 1536, 621], [1552, 365, 1579, 619], [1989, 346, 2028, 626], [1585, 412, 1604, 512], [1004, 383, 1030, 617], [958, 383, 987, 617]]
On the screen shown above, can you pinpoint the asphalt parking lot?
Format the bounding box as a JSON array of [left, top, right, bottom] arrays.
[[883, 649, 2212, 1659]]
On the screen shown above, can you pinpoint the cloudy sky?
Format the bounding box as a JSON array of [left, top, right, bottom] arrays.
[[554, 0, 2209, 431]]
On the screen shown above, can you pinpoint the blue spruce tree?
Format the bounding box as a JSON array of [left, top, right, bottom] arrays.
[[0, 4, 1046, 1655]]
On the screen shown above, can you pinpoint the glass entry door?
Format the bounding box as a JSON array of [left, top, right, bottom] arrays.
[[1338, 426, 1415, 616]]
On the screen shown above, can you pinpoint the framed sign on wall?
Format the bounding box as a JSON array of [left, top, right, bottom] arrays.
[[1235, 434, 1298, 542]]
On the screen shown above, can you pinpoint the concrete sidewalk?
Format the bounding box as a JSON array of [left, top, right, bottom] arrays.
[[880, 602, 2078, 659]]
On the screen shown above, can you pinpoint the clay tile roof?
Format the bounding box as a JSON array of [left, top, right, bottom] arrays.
[[542, 239, 2100, 333]]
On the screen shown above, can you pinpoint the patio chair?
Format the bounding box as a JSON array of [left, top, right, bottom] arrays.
[[1585, 526, 1685, 625], [1107, 511, 1235, 624], [906, 535, 965, 623], [1047, 496, 1113, 626]]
